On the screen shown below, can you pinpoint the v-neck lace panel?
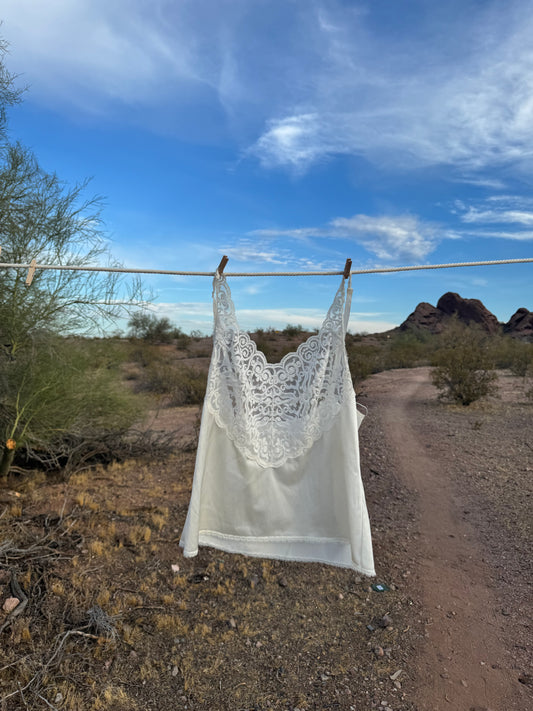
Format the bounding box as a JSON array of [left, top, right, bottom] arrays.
[[205, 275, 353, 468]]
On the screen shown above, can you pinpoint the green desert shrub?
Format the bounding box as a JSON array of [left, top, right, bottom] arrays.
[[283, 324, 304, 338], [380, 330, 435, 370], [431, 320, 497, 406], [491, 336, 533, 377], [0, 336, 141, 476], [174, 328, 192, 350], [346, 343, 381, 385], [138, 361, 207, 406]]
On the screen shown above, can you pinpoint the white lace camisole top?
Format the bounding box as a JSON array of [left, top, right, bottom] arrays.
[[179, 274, 375, 575]]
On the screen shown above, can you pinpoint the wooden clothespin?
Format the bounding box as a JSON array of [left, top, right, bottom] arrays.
[[217, 255, 229, 275], [343, 258, 352, 279], [26, 259, 37, 286]]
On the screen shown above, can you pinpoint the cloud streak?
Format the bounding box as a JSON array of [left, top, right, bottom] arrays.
[[460, 230, 533, 241], [4, 0, 533, 177], [462, 208, 533, 225], [454, 195, 533, 239], [251, 214, 454, 262], [221, 239, 341, 272], [1, 0, 245, 118], [249, 1, 533, 173]]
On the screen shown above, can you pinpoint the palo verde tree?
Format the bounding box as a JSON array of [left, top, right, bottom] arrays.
[[0, 41, 146, 477], [0, 37, 23, 142], [0, 145, 145, 476], [0, 142, 144, 355]]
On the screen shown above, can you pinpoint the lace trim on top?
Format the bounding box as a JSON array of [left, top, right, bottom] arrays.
[[205, 275, 353, 468]]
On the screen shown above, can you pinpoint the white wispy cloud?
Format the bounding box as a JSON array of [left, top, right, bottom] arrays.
[[454, 195, 533, 238], [461, 208, 533, 225], [451, 195, 533, 242], [253, 114, 337, 171], [241, 283, 265, 296], [1, 0, 240, 118], [4, 0, 533, 176], [222, 243, 291, 265], [251, 214, 454, 262], [221, 239, 341, 272], [486, 195, 533, 207], [249, 2, 533, 173], [329, 215, 440, 261], [453, 177, 508, 190], [460, 230, 533, 241]]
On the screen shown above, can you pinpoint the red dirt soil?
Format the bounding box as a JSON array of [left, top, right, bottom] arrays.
[[364, 368, 531, 711]]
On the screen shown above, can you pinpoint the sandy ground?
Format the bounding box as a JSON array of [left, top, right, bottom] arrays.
[[360, 367, 532, 711]]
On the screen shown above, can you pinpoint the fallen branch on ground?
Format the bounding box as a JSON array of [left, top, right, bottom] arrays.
[[0, 627, 100, 706], [0, 570, 28, 633]]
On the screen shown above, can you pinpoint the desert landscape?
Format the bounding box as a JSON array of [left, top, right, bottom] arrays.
[[2, 10, 533, 708], [1, 298, 532, 710]]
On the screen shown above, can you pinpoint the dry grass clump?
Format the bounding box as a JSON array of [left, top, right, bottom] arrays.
[[93, 684, 136, 710], [0, 458, 191, 709]]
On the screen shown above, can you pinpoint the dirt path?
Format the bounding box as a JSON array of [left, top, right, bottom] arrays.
[[368, 368, 529, 711]]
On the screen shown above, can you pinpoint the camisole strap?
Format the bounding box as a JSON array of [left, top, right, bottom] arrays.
[[212, 272, 238, 331], [343, 274, 353, 334]]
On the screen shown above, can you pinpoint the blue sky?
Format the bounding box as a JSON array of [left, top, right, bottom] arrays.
[[1, 0, 532, 334]]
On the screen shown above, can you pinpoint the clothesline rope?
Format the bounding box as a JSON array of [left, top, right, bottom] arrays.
[[0, 256, 532, 277]]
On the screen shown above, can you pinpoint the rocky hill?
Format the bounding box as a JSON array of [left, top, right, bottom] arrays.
[[399, 292, 533, 341], [502, 307, 533, 341]]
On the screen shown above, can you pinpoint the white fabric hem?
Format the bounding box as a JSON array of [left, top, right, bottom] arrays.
[[180, 531, 376, 577]]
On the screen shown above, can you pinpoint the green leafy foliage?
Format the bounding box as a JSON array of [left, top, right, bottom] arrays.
[[346, 330, 437, 384], [490, 335, 533, 377], [380, 330, 438, 370], [127, 313, 192, 347], [431, 319, 498, 405], [346, 342, 382, 385], [0, 338, 140, 474], [127, 341, 206, 406], [0, 144, 145, 356], [128, 313, 171, 343]]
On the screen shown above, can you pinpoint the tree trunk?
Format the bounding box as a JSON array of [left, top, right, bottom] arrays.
[[0, 447, 15, 478]]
